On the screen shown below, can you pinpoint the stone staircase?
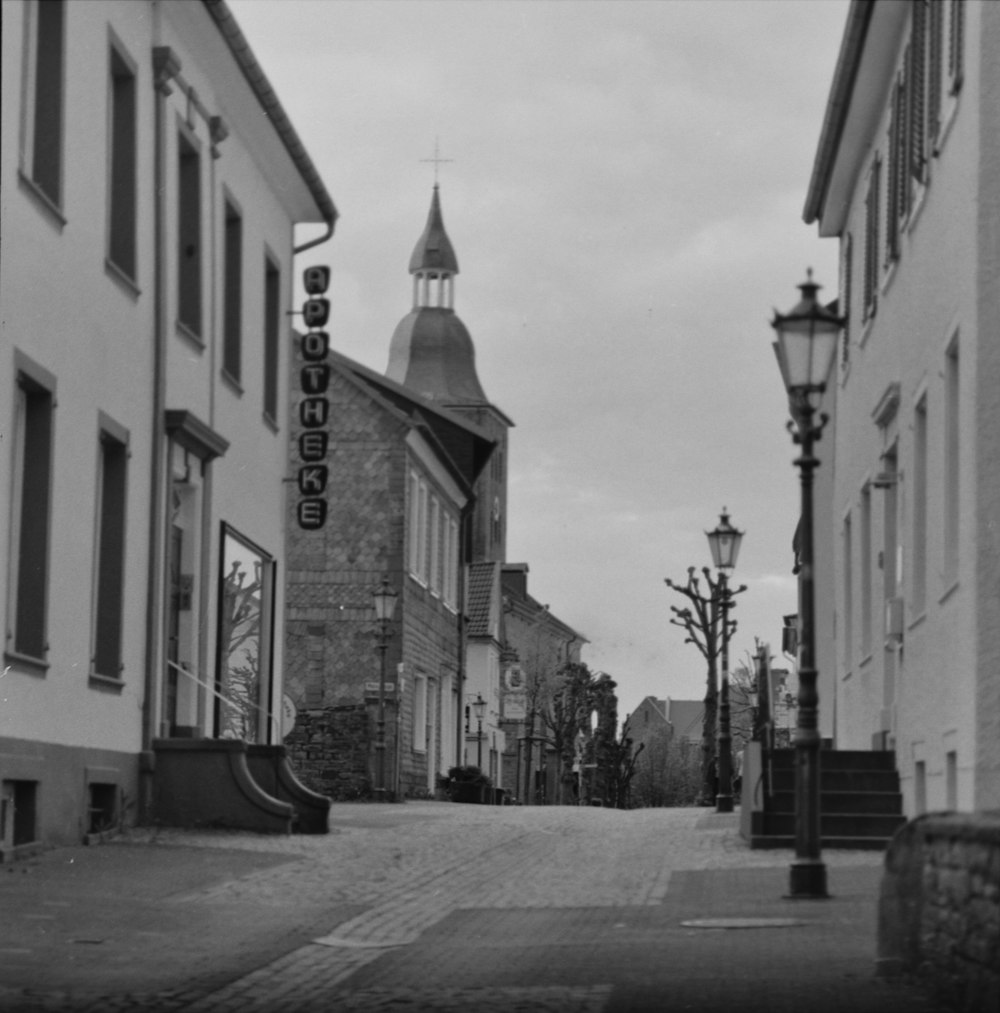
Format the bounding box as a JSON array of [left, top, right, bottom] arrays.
[[749, 748, 906, 850]]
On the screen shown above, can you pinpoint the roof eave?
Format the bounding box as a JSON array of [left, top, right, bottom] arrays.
[[802, 0, 875, 227]]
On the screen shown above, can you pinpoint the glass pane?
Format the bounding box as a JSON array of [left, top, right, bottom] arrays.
[[218, 530, 268, 741]]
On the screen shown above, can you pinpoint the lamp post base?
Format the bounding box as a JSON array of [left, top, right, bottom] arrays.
[[715, 793, 734, 813], [787, 860, 829, 899]]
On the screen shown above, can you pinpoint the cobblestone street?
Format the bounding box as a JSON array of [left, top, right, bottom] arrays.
[[0, 804, 938, 1013]]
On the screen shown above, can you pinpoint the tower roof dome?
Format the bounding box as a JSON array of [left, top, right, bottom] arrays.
[[386, 186, 487, 404]]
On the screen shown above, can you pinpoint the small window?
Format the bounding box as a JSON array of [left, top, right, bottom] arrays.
[[26, 0, 65, 208], [943, 338, 959, 582], [88, 783, 118, 834], [223, 200, 243, 382], [108, 41, 137, 279], [912, 396, 929, 613], [93, 425, 128, 680], [263, 257, 280, 422], [863, 158, 880, 320], [7, 360, 56, 664], [1, 781, 38, 850], [948, 0, 964, 95], [413, 674, 427, 752], [177, 130, 202, 337]]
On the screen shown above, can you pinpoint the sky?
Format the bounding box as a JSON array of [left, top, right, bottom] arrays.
[[230, 0, 850, 720]]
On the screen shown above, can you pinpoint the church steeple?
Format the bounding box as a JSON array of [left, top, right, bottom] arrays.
[[386, 186, 486, 404], [409, 184, 458, 309]]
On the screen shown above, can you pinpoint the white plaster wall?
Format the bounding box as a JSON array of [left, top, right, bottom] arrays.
[[829, 2, 986, 815]]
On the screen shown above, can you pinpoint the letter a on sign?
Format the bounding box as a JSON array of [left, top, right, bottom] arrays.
[[303, 266, 330, 295]]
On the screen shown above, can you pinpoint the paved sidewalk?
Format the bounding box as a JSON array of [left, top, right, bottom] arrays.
[[0, 804, 940, 1013]]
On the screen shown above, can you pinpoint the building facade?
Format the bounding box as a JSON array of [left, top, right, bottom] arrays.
[[283, 345, 495, 799], [804, 0, 1000, 813], [1, 0, 335, 852]]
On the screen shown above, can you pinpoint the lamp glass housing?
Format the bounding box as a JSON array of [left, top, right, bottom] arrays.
[[706, 510, 743, 570], [472, 694, 486, 723], [373, 578, 398, 622], [771, 273, 843, 393]]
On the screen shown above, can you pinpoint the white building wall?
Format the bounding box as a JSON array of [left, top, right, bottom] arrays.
[[821, 0, 991, 815], [1, 0, 329, 848]]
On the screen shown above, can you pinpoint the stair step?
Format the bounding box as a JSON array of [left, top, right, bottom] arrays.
[[769, 770, 902, 792], [767, 748, 898, 771], [749, 834, 892, 852], [765, 790, 903, 815], [760, 812, 907, 837]]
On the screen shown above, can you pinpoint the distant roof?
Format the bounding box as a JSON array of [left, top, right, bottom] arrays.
[[466, 561, 501, 639]]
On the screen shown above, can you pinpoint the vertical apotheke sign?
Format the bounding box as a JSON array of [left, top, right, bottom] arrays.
[[297, 266, 331, 530]]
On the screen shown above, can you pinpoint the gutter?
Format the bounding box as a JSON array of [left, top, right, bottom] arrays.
[[802, 0, 875, 225], [201, 0, 338, 245]]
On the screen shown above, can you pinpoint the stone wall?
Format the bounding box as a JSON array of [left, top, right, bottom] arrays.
[[285, 705, 372, 801], [878, 812, 1000, 1012]]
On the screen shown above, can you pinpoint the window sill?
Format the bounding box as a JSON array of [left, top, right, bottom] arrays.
[[859, 314, 875, 349], [17, 169, 66, 229], [105, 258, 141, 299], [221, 369, 244, 396], [908, 610, 928, 632], [935, 92, 961, 157], [939, 579, 960, 605], [175, 320, 205, 351], [89, 672, 126, 694], [262, 411, 279, 434], [3, 650, 49, 676], [841, 669, 853, 682], [859, 651, 873, 669]]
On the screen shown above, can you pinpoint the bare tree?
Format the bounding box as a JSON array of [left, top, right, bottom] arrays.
[[664, 567, 745, 804]]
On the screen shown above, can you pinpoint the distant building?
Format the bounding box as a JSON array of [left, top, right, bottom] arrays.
[[499, 564, 585, 804], [283, 347, 494, 799], [626, 697, 703, 755], [1, 0, 335, 851], [804, 0, 1000, 812]]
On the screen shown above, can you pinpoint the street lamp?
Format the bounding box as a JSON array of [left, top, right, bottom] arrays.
[[771, 269, 843, 899], [472, 693, 486, 771], [372, 576, 398, 802], [706, 508, 743, 813]]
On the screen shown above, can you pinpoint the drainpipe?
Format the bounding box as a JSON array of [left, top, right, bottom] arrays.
[[455, 501, 474, 767], [141, 45, 182, 821]]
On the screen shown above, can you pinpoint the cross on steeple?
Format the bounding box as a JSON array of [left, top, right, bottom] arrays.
[[420, 137, 454, 185]]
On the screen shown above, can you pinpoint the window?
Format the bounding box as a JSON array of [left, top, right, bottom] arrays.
[[945, 750, 957, 809], [223, 200, 243, 383], [842, 513, 853, 667], [177, 130, 202, 337], [93, 421, 128, 681], [444, 517, 459, 607], [7, 357, 56, 665], [863, 158, 880, 320], [914, 760, 927, 814], [860, 485, 872, 656], [912, 395, 929, 613], [263, 256, 280, 422], [886, 68, 907, 264], [943, 338, 959, 582], [22, 0, 65, 209], [840, 233, 852, 367], [427, 497, 439, 594], [108, 40, 137, 280], [408, 471, 423, 578], [928, 0, 944, 145], [413, 673, 428, 752], [217, 526, 275, 743], [948, 0, 964, 95]]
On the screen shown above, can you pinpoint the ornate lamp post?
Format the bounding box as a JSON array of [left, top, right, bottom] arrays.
[[472, 693, 486, 771], [771, 269, 843, 899], [706, 509, 744, 813], [372, 577, 398, 801]]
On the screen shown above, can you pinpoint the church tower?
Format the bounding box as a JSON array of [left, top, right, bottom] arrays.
[[386, 186, 513, 563]]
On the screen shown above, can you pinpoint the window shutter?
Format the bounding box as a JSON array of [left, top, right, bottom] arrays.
[[929, 0, 943, 144], [910, 2, 927, 184], [864, 160, 880, 318], [885, 84, 901, 264], [841, 234, 852, 366], [949, 0, 964, 94]]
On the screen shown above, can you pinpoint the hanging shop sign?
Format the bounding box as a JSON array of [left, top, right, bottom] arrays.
[[297, 266, 332, 529]]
